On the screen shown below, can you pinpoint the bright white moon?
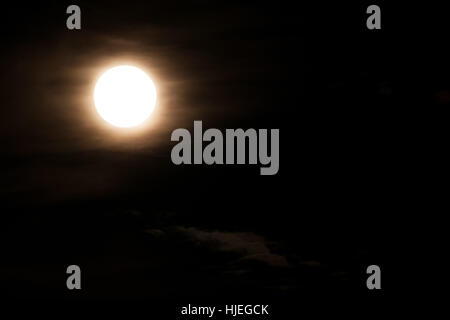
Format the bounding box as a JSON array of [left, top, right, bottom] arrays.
[[94, 65, 157, 128]]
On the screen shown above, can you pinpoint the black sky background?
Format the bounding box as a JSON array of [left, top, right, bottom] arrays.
[[0, 0, 447, 312]]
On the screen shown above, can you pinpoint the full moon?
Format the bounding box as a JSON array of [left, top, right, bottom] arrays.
[[94, 65, 157, 128]]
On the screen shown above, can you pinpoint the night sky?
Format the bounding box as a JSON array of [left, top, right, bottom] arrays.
[[0, 0, 447, 314]]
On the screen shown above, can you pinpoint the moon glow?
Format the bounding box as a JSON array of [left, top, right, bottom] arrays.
[[94, 65, 157, 128]]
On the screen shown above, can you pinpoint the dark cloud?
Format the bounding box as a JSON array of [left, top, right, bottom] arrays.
[[174, 226, 291, 268]]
